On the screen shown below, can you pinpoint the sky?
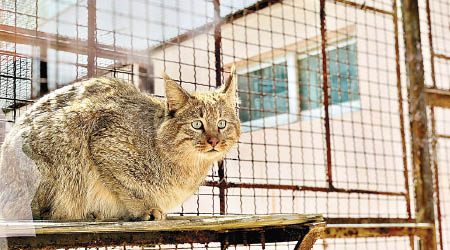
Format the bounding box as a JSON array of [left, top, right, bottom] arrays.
[[36, 0, 260, 50]]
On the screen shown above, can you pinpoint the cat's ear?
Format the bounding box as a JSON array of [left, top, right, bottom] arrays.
[[220, 65, 237, 104], [162, 73, 190, 111]]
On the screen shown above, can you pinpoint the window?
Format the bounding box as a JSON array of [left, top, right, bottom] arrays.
[[238, 63, 289, 123], [237, 40, 360, 131], [298, 43, 359, 111]]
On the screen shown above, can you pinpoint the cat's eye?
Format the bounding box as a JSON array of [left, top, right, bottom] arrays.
[[191, 120, 203, 129], [218, 120, 227, 129]]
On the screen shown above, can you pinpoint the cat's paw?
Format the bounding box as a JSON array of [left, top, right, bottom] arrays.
[[123, 208, 166, 221], [144, 208, 166, 221], [87, 211, 105, 221]]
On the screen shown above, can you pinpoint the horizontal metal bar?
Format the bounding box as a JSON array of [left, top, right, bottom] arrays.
[[332, 0, 394, 16], [425, 87, 450, 108], [0, 24, 149, 65], [204, 181, 406, 196], [437, 134, 450, 139], [434, 53, 450, 61], [324, 222, 433, 238], [0, 74, 31, 82], [0, 96, 34, 103], [0, 50, 30, 57], [326, 218, 415, 224]]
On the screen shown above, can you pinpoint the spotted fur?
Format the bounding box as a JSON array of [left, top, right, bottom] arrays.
[[1, 69, 240, 220]]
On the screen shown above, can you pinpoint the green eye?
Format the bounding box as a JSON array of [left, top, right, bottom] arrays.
[[218, 120, 227, 129], [191, 120, 203, 129]]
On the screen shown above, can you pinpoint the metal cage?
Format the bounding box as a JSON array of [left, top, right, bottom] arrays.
[[0, 0, 449, 249]]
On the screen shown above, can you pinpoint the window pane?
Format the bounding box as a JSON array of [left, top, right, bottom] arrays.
[[344, 43, 359, 102], [298, 43, 359, 111], [238, 63, 288, 122], [299, 55, 321, 111], [237, 75, 250, 122]]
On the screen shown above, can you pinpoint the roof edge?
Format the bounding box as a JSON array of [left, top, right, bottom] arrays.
[[150, 0, 283, 52]]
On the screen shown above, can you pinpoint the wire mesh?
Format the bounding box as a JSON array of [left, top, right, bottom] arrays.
[[0, 0, 448, 249], [419, 0, 450, 249]]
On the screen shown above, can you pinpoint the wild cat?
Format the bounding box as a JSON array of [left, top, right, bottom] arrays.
[[0, 68, 240, 221]]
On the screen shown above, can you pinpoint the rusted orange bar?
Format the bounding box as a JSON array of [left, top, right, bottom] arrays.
[[204, 181, 406, 196], [213, 0, 226, 217], [434, 53, 450, 61], [319, 0, 334, 189], [87, 0, 97, 78], [334, 0, 394, 16], [324, 223, 433, 238], [425, 88, 450, 108]]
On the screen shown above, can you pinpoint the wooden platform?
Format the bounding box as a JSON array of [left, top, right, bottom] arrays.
[[1, 214, 325, 250]]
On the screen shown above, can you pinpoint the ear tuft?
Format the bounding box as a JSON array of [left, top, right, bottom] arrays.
[[220, 65, 237, 104], [162, 73, 190, 112]]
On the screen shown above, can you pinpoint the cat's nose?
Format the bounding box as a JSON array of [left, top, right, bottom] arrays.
[[207, 137, 219, 147]]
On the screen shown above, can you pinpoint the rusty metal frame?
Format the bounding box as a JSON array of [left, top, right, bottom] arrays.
[[399, 0, 437, 249], [319, 0, 333, 190], [324, 223, 434, 238], [204, 181, 406, 196], [423, 0, 450, 248], [0, 24, 149, 64], [87, 0, 96, 78], [213, 0, 227, 218], [425, 88, 450, 108], [206, 0, 439, 245]]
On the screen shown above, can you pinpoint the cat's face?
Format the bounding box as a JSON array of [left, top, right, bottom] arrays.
[[158, 68, 240, 162]]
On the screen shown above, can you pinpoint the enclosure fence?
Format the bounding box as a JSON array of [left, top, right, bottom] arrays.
[[0, 0, 449, 249]]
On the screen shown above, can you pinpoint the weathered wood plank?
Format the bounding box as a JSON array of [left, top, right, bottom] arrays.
[[1, 214, 325, 250], [1, 214, 322, 234]]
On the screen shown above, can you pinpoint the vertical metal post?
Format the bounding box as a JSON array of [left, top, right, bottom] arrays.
[[12, 58, 16, 122], [399, 0, 436, 249], [393, 0, 414, 248], [214, 0, 222, 90], [87, 0, 97, 78], [319, 0, 333, 189], [424, 0, 443, 248], [213, 0, 226, 217], [213, 3, 228, 250], [39, 46, 48, 96], [13, 0, 17, 122]]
